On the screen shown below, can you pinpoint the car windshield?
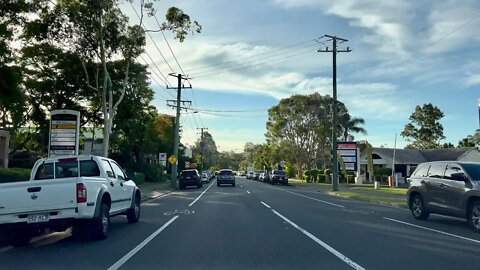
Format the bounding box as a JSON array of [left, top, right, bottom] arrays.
[[273, 170, 286, 175], [219, 170, 233, 175], [462, 164, 480, 181]]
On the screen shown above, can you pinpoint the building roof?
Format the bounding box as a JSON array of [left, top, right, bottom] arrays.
[[419, 148, 473, 162], [373, 148, 426, 164], [372, 147, 477, 164]]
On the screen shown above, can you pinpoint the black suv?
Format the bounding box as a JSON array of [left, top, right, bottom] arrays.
[[407, 161, 480, 232], [217, 169, 235, 187], [179, 169, 202, 189], [270, 170, 288, 185]]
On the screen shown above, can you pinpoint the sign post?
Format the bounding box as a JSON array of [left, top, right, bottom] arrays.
[[48, 110, 80, 157]]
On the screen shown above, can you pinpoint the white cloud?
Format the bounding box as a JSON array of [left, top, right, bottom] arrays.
[[465, 74, 480, 87]]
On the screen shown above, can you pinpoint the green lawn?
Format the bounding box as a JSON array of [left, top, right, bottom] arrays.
[[350, 187, 408, 196], [328, 191, 408, 208]]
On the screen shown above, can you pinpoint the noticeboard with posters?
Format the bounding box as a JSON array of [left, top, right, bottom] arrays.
[[49, 110, 80, 157]]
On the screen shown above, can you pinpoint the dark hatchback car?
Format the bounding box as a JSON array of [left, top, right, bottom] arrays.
[[270, 170, 288, 185], [407, 161, 480, 232], [179, 169, 202, 189], [217, 169, 235, 187]]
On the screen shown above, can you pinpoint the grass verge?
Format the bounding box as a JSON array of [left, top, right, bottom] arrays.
[[350, 187, 408, 196], [327, 191, 408, 208]]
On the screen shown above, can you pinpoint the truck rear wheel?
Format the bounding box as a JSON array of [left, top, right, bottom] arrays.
[[91, 202, 110, 240]]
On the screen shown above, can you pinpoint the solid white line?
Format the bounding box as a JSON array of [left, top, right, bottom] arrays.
[[270, 186, 344, 208], [107, 215, 179, 270], [383, 217, 480, 244], [261, 201, 271, 209], [247, 191, 251, 194], [270, 209, 364, 270], [188, 180, 216, 207]]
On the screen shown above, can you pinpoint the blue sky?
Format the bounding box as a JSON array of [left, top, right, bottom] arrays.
[[122, 0, 480, 152]]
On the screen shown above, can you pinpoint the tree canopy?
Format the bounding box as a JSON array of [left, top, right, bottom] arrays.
[[401, 103, 445, 149]]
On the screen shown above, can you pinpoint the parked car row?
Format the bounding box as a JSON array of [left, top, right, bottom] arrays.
[[246, 170, 288, 185]]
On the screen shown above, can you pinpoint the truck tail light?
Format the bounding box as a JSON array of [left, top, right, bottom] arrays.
[[76, 183, 87, 203]]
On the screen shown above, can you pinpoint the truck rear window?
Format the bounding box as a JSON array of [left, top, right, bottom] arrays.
[[34, 160, 101, 180]]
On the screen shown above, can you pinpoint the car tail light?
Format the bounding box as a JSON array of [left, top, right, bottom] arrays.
[[76, 183, 87, 203]]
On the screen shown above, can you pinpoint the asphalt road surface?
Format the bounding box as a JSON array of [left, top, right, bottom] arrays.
[[1, 177, 480, 270]]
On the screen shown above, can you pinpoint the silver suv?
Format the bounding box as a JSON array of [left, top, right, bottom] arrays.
[[407, 161, 480, 232]]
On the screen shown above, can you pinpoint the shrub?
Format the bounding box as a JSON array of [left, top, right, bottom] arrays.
[[324, 168, 332, 176], [143, 164, 165, 182], [0, 168, 31, 183], [318, 174, 326, 183], [303, 170, 311, 182], [373, 167, 392, 182], [286, 166, 296, 178], [310, 169, 320, 182], [133, 172, 145, 185]]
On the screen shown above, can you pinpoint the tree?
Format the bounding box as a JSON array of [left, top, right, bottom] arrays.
[[401, 103, 445, 149], [441, 142, 455, 148], [54, 0, 200, 156], [265, 92, 350, 177], [191, 131, 218, 171], [458, 130, 480, 148], [339, 114, 367, 141]]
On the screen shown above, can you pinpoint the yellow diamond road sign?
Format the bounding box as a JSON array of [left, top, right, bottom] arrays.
[[168, 155, 177, 165]]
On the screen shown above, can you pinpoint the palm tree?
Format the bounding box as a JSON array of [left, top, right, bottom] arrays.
[[341, 115, 367, 141]]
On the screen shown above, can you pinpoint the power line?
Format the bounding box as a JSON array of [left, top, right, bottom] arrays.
[[184, 38, 319, 74], [189, 43, 318, 78], [191, 47, 315, 79], [192, 108, 267, 113], [129, 2, 177, 82], [430, 12, 480, 47]]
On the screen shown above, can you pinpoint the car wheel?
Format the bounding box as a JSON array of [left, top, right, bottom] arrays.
[[217, 183, 220, 187], [91, 202, 110, 240], [410, 195, 429, 220], [10, 229, 32, 247], [127, 194, 141, 223], [468, 201, 480, 232]]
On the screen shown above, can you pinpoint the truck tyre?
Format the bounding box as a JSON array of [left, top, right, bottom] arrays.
[[11, 229, 32, 247], [127, 194, 141, 223], [91, 202, 110, 240]]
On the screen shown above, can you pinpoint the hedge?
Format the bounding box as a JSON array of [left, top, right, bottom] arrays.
[[133, 172, 145, 185], [0, 168, 31, 183]]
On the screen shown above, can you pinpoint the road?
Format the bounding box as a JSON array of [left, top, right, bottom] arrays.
[[1, 177, 480, 270]]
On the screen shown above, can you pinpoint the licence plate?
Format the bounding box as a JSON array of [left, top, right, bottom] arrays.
[[27, 214, 49, 224]]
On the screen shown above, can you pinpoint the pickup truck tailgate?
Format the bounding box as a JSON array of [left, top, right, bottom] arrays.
[[0, 178, 77, 216]]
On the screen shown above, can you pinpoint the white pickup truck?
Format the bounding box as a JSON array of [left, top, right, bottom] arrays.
[[0, 155, 141, 246]]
